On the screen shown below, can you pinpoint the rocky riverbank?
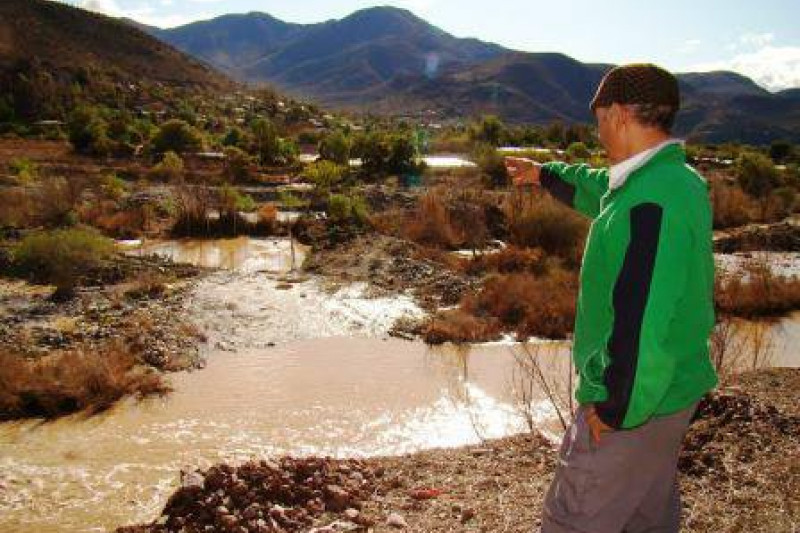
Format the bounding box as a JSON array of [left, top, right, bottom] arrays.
[[0, 254, 205, 370], [118, 368, 800, 533], [0, 254, 209, 420]]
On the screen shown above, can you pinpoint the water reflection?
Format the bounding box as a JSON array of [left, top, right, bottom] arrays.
[[125, 237, 307, 273]]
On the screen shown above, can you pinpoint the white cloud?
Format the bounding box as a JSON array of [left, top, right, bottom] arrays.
[[127, 8, 214, 28], [739, 32, 774, 49], [678, 39, 702, 54], [690, 45, 800, 92], [78, 0, 122, 16]]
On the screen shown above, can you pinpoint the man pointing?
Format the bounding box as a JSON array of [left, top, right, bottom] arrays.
[[506, 64, 718, 533]]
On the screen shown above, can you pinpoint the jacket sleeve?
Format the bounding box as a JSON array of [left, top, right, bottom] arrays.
[[594, 201, 691, 429], [539, 162, 609, 219]]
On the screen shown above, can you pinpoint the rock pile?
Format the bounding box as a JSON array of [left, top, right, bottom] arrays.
[[118, 457, 381, 532], [680, 391, 800, 479]]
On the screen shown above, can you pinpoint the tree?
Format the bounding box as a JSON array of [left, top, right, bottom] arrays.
[[736, 151, 780, 199], [472, 115, 507, 147], [68, 106, 110, 156], [354, 132, 391, 178], [318, 131, 351, 165], [473, 143, 508, 188], [566, 142, 591, 162], [769, 140, 794, 164], [387, 134, 418, 174], [151, 119, 202, 154], [250, 117, 281, 165], [222, 147, 252, 183], [222, 127, 246, 149]]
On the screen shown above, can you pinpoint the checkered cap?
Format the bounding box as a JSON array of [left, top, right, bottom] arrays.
[[590, 63, 680, 112]]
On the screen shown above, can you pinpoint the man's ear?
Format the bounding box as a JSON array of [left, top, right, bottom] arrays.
[[610, 103, 631, 129]]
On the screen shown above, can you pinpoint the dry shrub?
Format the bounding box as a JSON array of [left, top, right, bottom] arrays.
[[258, 204, 278, 224], [0, 344, 170, 421], [171, 184, 214, 236], [462, 270, 578, 340], [459, 246, 551, 276], [124, 271, 170, 300], [0, 188, 37, 227], [369, 208, 406, 236], [255, 203, 279, 235], [710, 180, 757, 229], [715, 259, 800, 318], [35, 176, 88, 227], [505, 191, 588, 265], [405, 190, 462, 249], [410, 245, 463, 271], [420, 309, 502, 344]]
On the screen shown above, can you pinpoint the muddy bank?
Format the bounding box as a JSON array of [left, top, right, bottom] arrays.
[[714, 219, 800, 253], [0, 255, 204, 370], [0, 253, 209, 421], [302, 234, 477, 312], [119, 368, 799, 533]]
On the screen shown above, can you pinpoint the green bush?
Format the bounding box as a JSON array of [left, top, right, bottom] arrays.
[[151, 119, 202, 154], [9, 157, 37, 184], [328, 193, 368, 225], [100, 173, 128, 200], [566, 142, 591, 162], [353, 131, 420, 178], [472, 143, 508, 188], [222, 147, 252, 183], [471, 115, 507, 147], [14, 228, 115, 296], [318, 131, 351, 165], [736, 151, 780, 199], [148, 151, 184, 183], [68, 107, 110, 156], [304, 160, 348, 197]]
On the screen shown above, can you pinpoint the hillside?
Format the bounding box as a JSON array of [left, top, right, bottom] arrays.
[[154, 6, 506, 100], [0, 0, 233, 121]]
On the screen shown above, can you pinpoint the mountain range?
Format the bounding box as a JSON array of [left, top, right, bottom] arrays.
[[1, 1, 797, 143], [139, 7, 799, 144]]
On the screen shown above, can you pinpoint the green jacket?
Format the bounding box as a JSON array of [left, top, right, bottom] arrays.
[[540, 143, 718, 429]]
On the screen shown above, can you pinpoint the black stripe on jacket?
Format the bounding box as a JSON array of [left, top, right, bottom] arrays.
[[540, 167, 576, 207], [595, 202, 664, 429]]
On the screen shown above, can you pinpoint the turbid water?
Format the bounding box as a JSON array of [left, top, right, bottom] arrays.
[[1, 238, 797, 532]]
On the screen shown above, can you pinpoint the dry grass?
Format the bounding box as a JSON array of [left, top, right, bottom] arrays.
[[710, 180, 758, 229], [372, 189, 494, 252], [504, 191, 588, 265], [458, 246, 552, 277], [715, 260, 800, 318], [123, 271, 171, 300], [424, 269, 579, 344], [0, 187, 37, 227], [405, 190, 464, 249], [420, 309, 502, 344], [462, 271, 578, 340], [0, 344, 171, 421]]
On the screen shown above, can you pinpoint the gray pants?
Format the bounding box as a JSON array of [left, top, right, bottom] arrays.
[[541, 403, 697, 533]]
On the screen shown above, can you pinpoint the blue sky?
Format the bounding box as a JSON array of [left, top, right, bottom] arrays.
[[65, 0, 800, 91]]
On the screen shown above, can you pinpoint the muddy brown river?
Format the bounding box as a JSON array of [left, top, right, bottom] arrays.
[[1, 238, 797, 532]]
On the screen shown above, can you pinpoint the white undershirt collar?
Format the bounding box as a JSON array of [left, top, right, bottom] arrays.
[[608, 139, 684, 190]]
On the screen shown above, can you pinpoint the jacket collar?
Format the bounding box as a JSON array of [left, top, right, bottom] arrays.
[[608, 139, 684, 190]]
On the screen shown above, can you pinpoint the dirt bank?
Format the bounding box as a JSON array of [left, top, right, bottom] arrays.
[[118, 368, 800, 533]]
